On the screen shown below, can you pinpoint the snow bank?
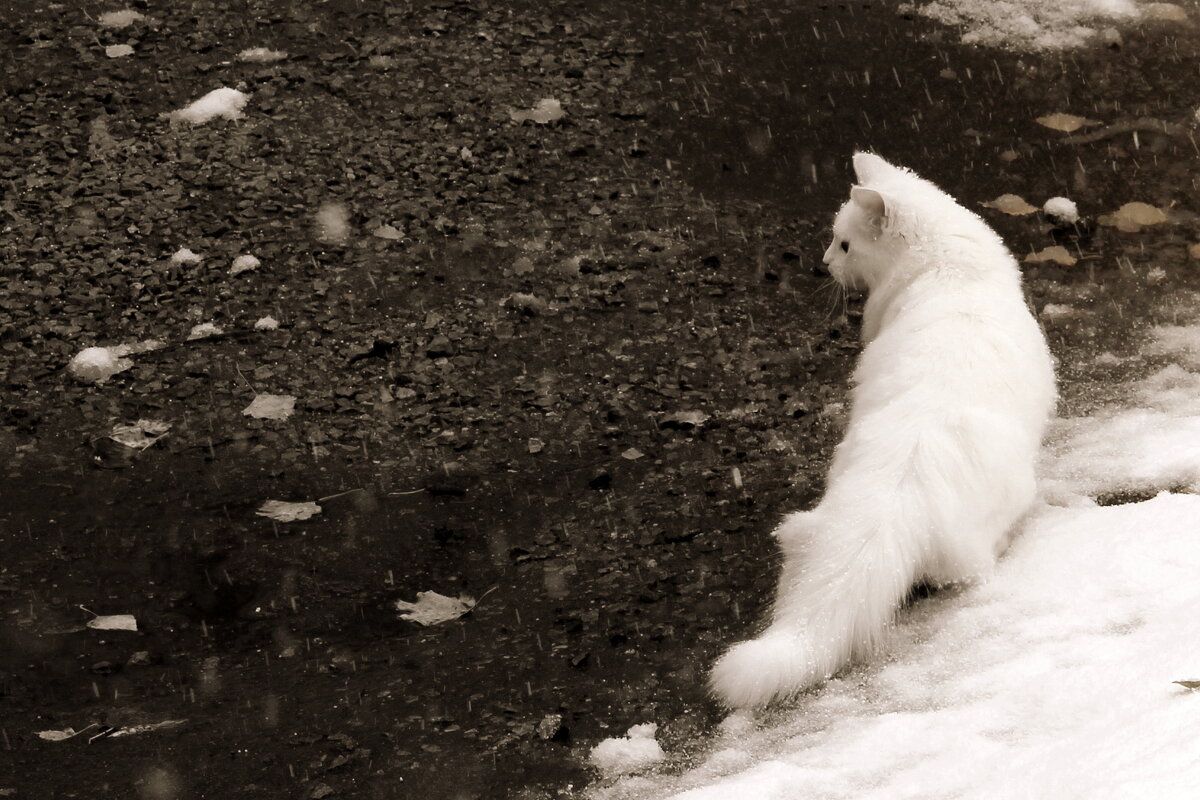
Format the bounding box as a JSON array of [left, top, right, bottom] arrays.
[[591, 324, 1200, 799], [900, 0, 1144, 49]]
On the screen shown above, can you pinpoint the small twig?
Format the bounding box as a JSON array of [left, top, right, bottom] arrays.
[[233, 364, 256, 393], [474, 585, 499, 608], [316, 487, 365, 503], [387, 488, 426, 496]]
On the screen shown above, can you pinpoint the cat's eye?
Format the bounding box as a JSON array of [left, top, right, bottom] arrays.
[[840, 241, 849, 253]]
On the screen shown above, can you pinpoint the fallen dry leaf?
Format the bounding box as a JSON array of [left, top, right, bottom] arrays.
[[510, 98, 565, 124], [1035, 113, 1101, 133], [105, 44, 134, 58], [1188, 243, 1200, 260], [373, 224, 404, 240], [1024, 246, 1078, 266], [87, 614, 138, 631], [37, 727, 90, 742], [256, 500, 322, 522], [981, 194, 1038, 215], [242, 394, 296, 421], [109, 419, 171, 450], [1098, 202, 1168, 232], [395, 591, 476, 625]]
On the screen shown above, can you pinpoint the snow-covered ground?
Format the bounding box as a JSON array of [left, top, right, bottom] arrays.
[[900, 0, 1186, 49], [589, 320, 1200, 799]]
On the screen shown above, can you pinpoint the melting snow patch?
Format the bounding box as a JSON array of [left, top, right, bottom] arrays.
[[187, 322, 223, 341], [97, 9, 144, 28], [237, 47, 287, 63], [900, 0, 1140, 49], [170, 87, 248, 124], [589, 724, 666, 777], [68, 346, 133, 384], [230, 254, 261, 276], [314, 202, 350, 244], [170, 247, 202, 264], [1043, 196, 1079, 225]]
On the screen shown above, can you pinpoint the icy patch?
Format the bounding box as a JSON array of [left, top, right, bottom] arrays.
[[900, 0, 1140, 50], [591, 322, 1200, 799]]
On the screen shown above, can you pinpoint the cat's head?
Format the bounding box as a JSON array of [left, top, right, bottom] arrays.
[[822, 152, 921, 290]]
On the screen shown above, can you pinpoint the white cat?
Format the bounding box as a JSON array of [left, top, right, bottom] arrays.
[[711, 152, 1057, 709]]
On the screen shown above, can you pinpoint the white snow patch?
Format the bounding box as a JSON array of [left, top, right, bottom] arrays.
[[254, 315, 279, 331], [1040, 303, 1079, 321], [68, 346, 132, 384], [230, 254, 261, 276], [900, 0, 1140, 50], [97, 9, 144, 28], [1043, 196, 1079, 224], [170, 247, 202, 264], [314, 202, 350, 245], [67, 339, 164, 384], [237, 47, 288, 63], [591, 321, 1200, 800], [105, 44, 134, 58], [590, 724, 667, 777], [187, 322, 223, 341], [170, 87, 248, 125]]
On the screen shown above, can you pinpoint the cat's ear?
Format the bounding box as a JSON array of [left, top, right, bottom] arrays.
[[852, 152, 891, 184], [850, 186, 887, 225]]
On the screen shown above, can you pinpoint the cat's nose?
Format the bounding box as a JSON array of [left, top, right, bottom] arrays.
[[813, 261, 830, 277]]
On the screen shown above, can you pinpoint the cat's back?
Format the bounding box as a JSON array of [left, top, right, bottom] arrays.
[[854, 254, 1054, 431]]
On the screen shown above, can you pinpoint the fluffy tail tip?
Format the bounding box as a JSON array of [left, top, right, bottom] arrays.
[[709, 630, 821, 709]]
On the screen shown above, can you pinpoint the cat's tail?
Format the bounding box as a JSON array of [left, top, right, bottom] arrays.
[[710, 503, 923, 709]]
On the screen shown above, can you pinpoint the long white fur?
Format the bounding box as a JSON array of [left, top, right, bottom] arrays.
[[710, 152, 1057, 709]]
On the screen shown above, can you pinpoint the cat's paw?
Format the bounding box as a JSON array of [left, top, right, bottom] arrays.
[[709, 630, 820, 709]]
